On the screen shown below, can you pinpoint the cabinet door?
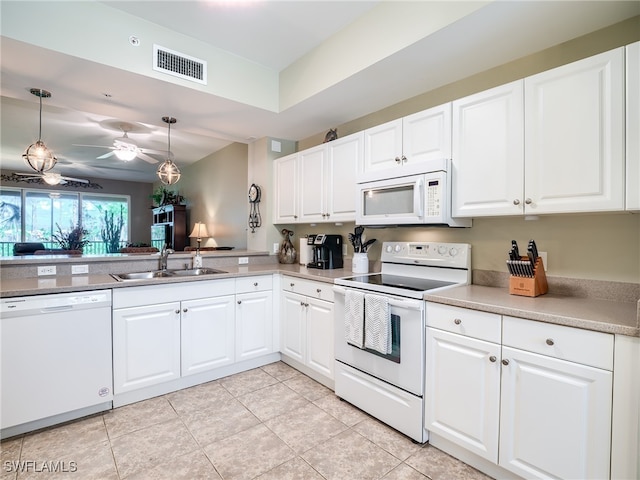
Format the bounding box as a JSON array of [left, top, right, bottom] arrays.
[[181, 295, 235, 377], [305, 297, 334, 379], [113, 303, 181, 393], [452, 81, 524, 217], [499, 346, 612, 480], [402, 103, 452, 174], [299, 145, 327, 222], [360, 118, 403, 181], [281, 291, 306, 363], [273, 153, 299, 223], [235, 290, 273, 361], [627, 41, 640, 211], [425, 328, 501, 462], [326, 132, 361, 222], [525, 48, 625, 214]]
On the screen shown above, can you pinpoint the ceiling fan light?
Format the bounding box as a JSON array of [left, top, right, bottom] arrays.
[[23, 140, 57, 172], [157, 159, 181, 185], [42, 172, 62, 185], [114, 148, 137, 161]]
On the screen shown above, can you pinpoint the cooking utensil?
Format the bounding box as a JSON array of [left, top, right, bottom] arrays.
[[361, 238, 377, 253]]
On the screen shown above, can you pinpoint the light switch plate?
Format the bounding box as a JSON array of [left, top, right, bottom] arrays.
[[238, 257, 249, 265], [37, 265, 56, 276], [71, 264, 89, 274]]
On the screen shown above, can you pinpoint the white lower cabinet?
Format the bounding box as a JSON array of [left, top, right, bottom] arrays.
[[235, 276, 274, 362], [425, 303, 614, 480], [280, 276, 334, 383]]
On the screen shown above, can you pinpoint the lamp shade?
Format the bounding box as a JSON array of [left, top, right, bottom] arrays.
[[189, 222, 209, 239]]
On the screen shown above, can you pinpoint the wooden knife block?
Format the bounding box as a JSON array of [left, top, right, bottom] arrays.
[[509, 257, 548, 297]]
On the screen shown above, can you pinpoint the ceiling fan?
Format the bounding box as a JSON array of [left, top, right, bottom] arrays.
[[73, 126, 164, 164], [14, 172, 89, 185]]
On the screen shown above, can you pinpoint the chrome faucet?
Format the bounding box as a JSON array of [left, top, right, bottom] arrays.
[[159, 244, 174, 270]]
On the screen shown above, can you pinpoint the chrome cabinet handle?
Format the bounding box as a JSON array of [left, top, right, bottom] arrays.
[[546, 338, 555, 346], [237, 300, 242, 305], [502, 359, 510, 366], [525, 198, 533, 205], [489, 356, 497, 363], [183, 308, 188, 313], [290, 283, 295, 287], [401, 155, 407, 163], [305, 303, 309, 307], [300, 301, 305, 306], [175, 309, 180, 314], [253, 282, 258, 287], [395, 156, 402, 164], [513, 199, 521, 205], [454, 318, 462, 325], [316, 288, 322, 294]]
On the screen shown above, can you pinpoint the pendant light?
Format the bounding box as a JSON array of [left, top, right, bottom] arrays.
[[156, 116, 181, 185], [22, 88, 57, 173]]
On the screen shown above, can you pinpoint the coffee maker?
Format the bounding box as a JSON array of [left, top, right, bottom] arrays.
[[309, 234, 343, 269]]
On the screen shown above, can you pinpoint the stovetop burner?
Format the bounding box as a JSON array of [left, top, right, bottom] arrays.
[[340, 273, 456, 292]]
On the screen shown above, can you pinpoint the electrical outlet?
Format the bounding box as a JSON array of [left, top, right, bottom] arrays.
[[71, 264, 89, 274], [273, 243, 279, 254], [539, 252, 548, 271], [238, 257, 249, 265], [37, 265, 56, 276]]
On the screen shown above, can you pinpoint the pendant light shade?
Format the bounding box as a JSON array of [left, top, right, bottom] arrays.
[[157, 116, 181, 185], [23, 88, 57, 173]]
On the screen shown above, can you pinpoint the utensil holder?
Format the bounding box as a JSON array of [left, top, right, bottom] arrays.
[[352, 253, 369, 274], [509, 257, 548, 297]]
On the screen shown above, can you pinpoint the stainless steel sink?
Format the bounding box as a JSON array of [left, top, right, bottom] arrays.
[[167, 268, 227, 276], [112, 267, 227, 281]]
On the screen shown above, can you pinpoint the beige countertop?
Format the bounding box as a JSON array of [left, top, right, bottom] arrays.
[[425, 285, 640, 337]]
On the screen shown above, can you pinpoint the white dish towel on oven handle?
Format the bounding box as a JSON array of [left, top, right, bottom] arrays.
[[364, 293, 392, 354], [344, 289, 365, 348]]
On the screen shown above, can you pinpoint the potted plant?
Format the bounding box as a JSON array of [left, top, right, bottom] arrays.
[[52, 223, 90, 252]]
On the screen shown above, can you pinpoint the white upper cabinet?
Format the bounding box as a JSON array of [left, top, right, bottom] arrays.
[[453, 48, 625, 217], [525, 47, 625, 214], [626, 41, 640, 211], [274, 132, 361, 224], [273, 153, 299, 223], [360, 103, 452, 183], [452, 81, 525, 217]]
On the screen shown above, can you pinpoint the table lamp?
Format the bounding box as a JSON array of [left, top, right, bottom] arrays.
[[189, 222, 209, 267]]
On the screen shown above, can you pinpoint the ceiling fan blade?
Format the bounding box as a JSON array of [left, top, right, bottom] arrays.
[[96, 151, 116, 160], [61, 176, 89, 184], [73, 144, 116, 149], [139, 147, 166, 155], [13, 172, 41, 180], [138, 152, 159, 164]]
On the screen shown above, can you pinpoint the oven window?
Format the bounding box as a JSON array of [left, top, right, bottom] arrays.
[[363, 314, 400, 363]]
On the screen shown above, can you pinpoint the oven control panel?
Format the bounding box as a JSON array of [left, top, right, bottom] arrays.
[[381, 242, 470, 268]]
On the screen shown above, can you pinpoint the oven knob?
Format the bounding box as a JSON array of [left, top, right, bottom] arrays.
[[449, 247, 458, 257], [394, 244, 401, 253], [437, 245, 447, 255], [386, 245, 393, 253]]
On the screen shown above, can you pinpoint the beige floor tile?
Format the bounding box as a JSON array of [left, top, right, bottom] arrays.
[[16, 440, 118, 480], [381, 463, 429, 480], [110, 418, 198, 479], [125, 450, 221, 480], [302, 429, 401, 480], [219, 368, 280, 397], [165, 381, 232, 417], [284, 373, 333, 401], [238, 383, 308, 422], [180, 398, 260, 447], [405, 444, 492, 480], [20, 415, 108, 460], [103, 396, 178, 439], [260, 361, 300, 381], [354, 417, 423, 461], [265, 402, 349, 453], [0, 437, 22, 480], [254, 457, 325, 480], [313, 393, 371, 427], [203, 423, 295, 480]]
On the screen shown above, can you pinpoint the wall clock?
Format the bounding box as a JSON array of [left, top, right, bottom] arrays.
[[248, 183, 262, 233]]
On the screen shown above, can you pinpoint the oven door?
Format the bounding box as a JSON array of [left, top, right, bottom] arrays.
[[356, 174, 425, 225], [333, 285, 425, 395]]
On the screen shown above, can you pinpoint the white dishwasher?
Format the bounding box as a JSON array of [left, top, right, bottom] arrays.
[[1, 290, 113, 438]]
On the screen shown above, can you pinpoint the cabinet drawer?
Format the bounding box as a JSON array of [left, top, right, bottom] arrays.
[[426, 303, 501, 343], [503, 316, 614, 370], [282, 276, 334, 302], [236, 275, 273, 293]]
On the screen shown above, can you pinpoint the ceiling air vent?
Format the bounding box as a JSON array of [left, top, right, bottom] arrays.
[[153, 45, 207, 85]]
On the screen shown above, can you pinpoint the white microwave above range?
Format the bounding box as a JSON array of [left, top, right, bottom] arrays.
[[355, 159, 471, 227]]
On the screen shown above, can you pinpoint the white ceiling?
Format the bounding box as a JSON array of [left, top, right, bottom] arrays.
[[1, 1, 638, 183]]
